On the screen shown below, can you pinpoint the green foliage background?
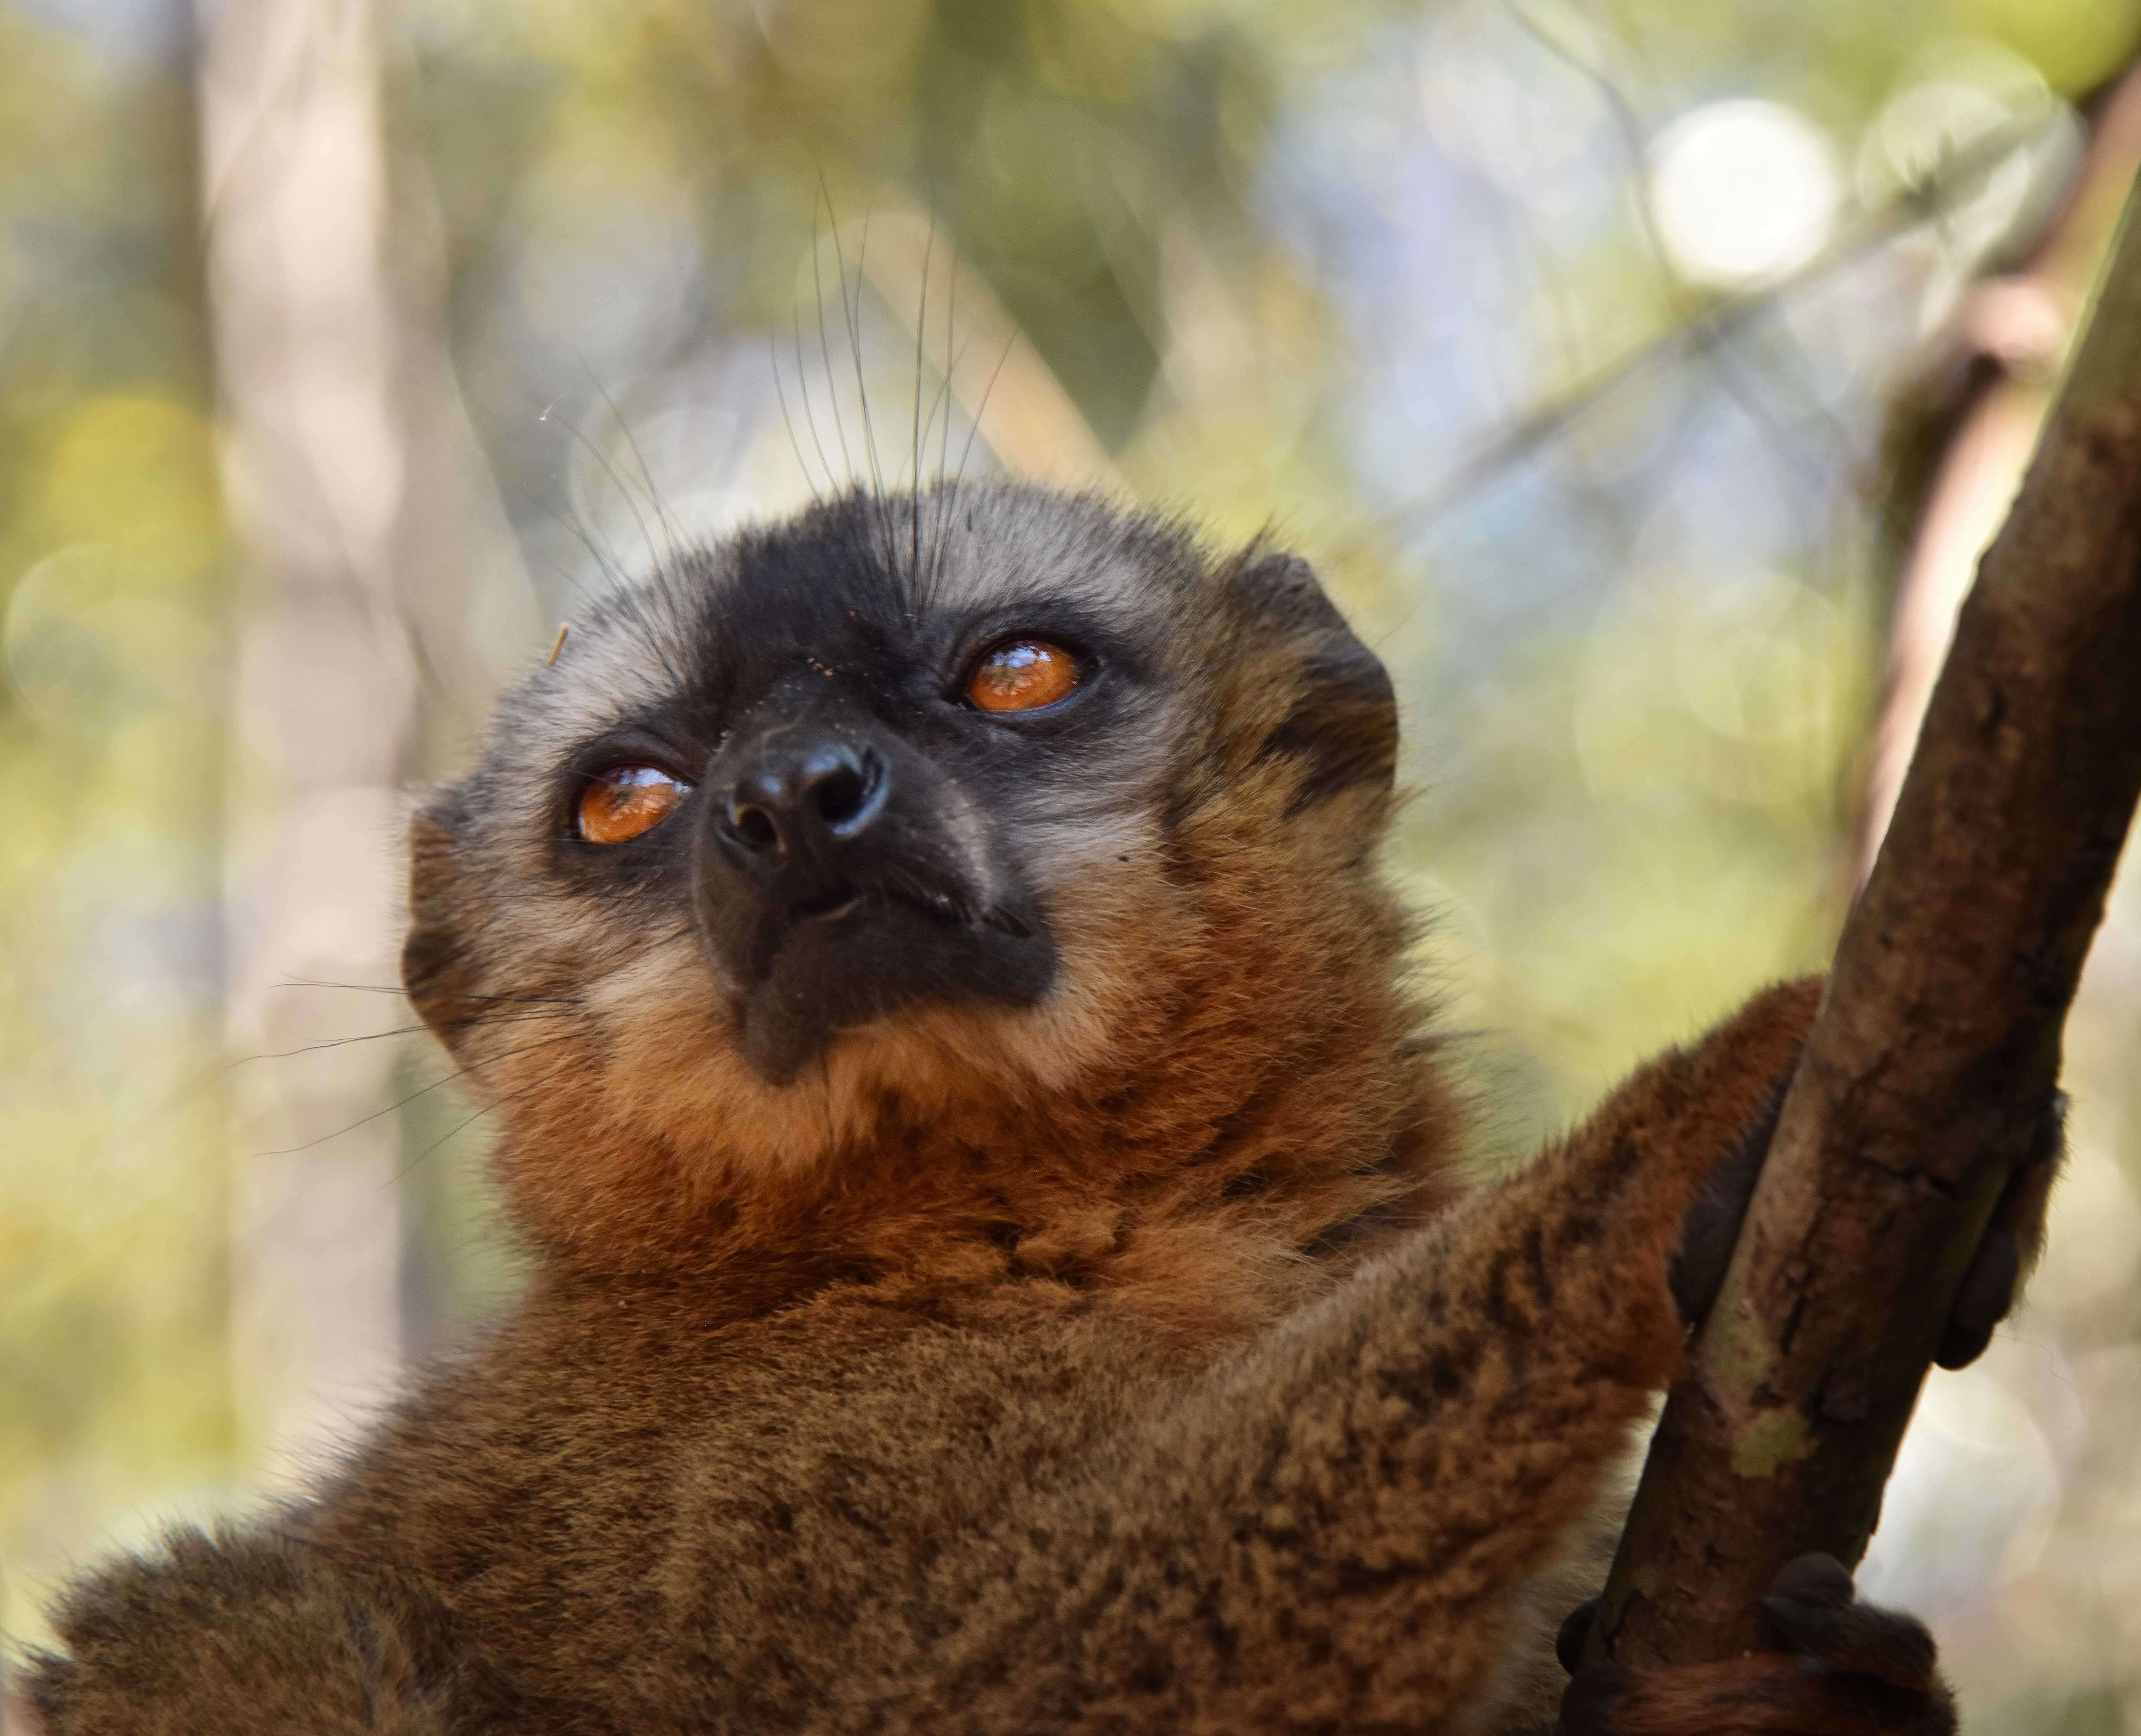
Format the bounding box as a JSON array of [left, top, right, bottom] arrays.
[[2, 0, 2139, 1726]]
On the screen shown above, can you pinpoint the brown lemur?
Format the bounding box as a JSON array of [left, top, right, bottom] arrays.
[[25, 482, 2055, 1734]]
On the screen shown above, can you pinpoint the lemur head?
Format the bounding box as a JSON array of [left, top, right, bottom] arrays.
[[404, 483, 1452, 1291]]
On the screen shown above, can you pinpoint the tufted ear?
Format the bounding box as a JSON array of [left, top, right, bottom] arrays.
[[400, 796, 485, 1058], [1228, 549, 1398, 814]]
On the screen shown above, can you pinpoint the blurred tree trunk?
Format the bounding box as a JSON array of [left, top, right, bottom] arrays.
[[198, 0, 417, 1483], [1856, 70, 2141, 881], [198, 0, 546, 1470]]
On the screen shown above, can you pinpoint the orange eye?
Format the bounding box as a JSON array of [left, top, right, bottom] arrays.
[[965, 640, 1079, 713], [577, 765, 687, 844]]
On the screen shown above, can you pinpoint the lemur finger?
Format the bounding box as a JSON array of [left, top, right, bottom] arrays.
[[2004, 1091, 2067, 1274], [1556, 1660, 1634, 1734], [1669, 1073, 1793, 1329], [1747, 1558, 1952, 1687], [1555, 1597, 1600, 1675], [1933, 1091, 2066, 1370], [1764, 1550, 1854, 1609], [1934, 1226, 2018, 1369], [1757, 1596, 1938, 1693], [1754, 1556, 1936, 1693]]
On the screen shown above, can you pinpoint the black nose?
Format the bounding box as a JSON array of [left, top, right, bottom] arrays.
[[713, 737, 887, 863]]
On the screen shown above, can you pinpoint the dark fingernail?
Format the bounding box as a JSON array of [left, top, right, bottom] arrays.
[[1558, 1664, 1631, 1735], [1671, 1081, 1788, 1327], [1935, 1319, 1995, 1370], [1769, 1552, 1854, 1607], [1954, 1229, 2021, 1332], [1555, 1598, 1600, 1675], [1937, 1225, 2021, 1368], [1758, 1594, 1824, 1653]]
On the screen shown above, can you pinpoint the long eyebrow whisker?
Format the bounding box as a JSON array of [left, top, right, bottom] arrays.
[[927, 258, 969, 615], [771, 329, 827, 501], [810, 181, 856, 487], [583, 364, 697, 663], [936, 328, 1016, 611], [907, 203, 935, 584], [511, 456, 688, 693], [832, 191, 903, 570], [791, 304, 838, 498], [550, 377, 664, 579], [539, 394, 696, 690]]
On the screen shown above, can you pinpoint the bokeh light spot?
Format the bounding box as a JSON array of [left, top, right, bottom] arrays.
[[1648, 99, 1842, 289]]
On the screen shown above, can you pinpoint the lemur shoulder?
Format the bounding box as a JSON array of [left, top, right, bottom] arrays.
[[26, 482, 2046, 1734]]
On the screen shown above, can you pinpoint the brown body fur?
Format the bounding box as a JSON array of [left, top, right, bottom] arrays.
[[34, 979, 1817, 1734], [23, 487, 1952, 1734]]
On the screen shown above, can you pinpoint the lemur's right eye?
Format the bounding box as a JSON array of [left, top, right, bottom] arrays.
[[964, 639, 1080, 713], [578, 765, 689, 844]]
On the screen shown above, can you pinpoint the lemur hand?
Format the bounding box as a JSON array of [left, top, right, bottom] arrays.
[[1555, 1555, 1955, 1736]]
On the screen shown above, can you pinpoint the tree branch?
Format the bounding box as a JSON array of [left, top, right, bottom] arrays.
[[1590, 170, 2141, 1667]]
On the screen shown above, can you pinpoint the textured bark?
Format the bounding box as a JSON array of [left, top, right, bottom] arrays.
[[1591, 174, 2141, 1666]]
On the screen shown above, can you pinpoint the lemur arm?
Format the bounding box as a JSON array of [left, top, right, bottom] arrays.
[[881, 978, 1828, 1733]]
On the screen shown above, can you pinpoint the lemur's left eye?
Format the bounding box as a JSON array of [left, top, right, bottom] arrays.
[[578, 765, 689, 844], [965, 640, 1079, 713]]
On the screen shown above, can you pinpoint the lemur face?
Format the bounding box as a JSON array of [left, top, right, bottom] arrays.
[[402, 484, 1399, 1231]]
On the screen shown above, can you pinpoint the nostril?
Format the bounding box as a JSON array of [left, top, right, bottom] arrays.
[[808, 746, 885, 834], [727, 796, 781, 853], [811, 762, 868, 828]]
